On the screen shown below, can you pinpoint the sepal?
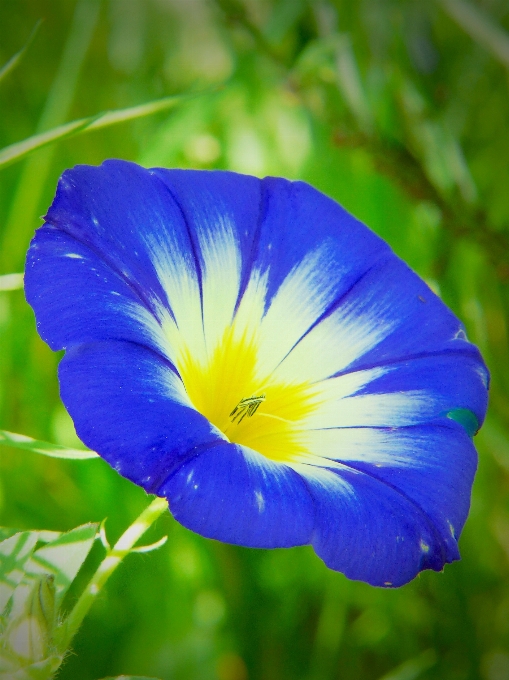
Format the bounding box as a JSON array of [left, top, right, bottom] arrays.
[[0, 524, 97, 679]]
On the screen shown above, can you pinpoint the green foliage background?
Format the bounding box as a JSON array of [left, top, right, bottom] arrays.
[[1, 1, 509, 678]]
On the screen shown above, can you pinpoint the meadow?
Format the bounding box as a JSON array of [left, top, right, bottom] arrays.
[[1, 1, 509, 679]]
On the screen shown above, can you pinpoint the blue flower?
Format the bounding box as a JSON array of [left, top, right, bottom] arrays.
[[25, 160, 488, 587]]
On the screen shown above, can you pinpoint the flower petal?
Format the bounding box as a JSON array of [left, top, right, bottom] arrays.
[[296, 420, 476, 536], [39, 160, 206, 366], [44, 161, 197, 311], [294, 462, 448, 587], [250, 178, 389, 314], [25, 226, 166, 355], [161, 443, 315, 548], [273, 256, 485, 385], [25, 161, 489, 587], [58, 340, 225, 491], [301, 351, 488, 430], [152, 171, 389, 370], [150, 168, 262, 352], [250, 178, 391, 374], [332, 421, 478, 552]]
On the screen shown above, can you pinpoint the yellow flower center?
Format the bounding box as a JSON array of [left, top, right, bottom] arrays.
[[177, 327, 317, 462]]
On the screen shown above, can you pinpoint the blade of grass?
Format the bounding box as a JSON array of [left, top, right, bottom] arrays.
[[99, 676, 162, 680], [0, 273, 24, 291], [0, 19, 41, 84], [440, 0, 509, 69], [377, 649, 436, 680], [0, 90, 213, 171], [0, 429, 99, 460], [0, 119, 94, 170], [1, 0, 101, 272], [334, 34, 373, 133]]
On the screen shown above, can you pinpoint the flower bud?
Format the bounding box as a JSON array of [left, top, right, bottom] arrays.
[[5, 575, 56, 664]]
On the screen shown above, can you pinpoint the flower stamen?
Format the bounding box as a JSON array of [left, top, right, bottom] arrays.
[[230, 394, 266, 424]]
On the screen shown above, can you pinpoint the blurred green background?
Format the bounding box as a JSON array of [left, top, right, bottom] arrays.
[[1, 0, 509, 678]]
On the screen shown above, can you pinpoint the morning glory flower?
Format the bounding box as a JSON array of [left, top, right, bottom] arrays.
[[25, 160, 488, 587]]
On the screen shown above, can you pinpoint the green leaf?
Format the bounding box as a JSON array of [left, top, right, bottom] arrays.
[[0, 20, 41, 85], [24, 524, 98, 604], [447, 408, 480, 437], [0, 430, 99, 460], [0, 530, 60, 545], [0, 528, 69, 620], [0, 88, 218, 170], [0, 654, 63, 680], [0, 526, 96, 677], [0, 534, 38, 614], [0, 529, 20, 543]]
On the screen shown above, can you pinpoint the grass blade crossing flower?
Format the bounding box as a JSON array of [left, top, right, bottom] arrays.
[[25, 160, 489, 587]]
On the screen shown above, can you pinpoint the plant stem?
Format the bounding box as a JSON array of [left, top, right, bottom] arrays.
[[54, 496, 168, 653]]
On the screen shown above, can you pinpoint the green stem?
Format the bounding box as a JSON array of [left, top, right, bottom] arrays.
[[54, 496, 168, 653]]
